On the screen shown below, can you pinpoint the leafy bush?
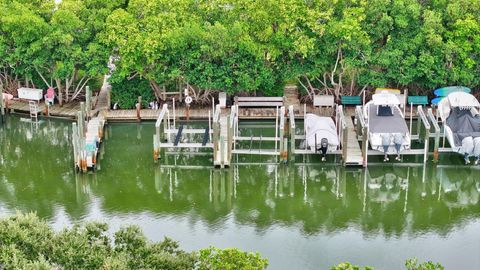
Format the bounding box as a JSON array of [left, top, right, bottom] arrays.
[[198, 247, 268, 270], [109, 75, 154, 109], [0, 213, 269, 270], [405, 258, 444, 270], [330, 259, 445, 270], [330, 262, 373, 270]]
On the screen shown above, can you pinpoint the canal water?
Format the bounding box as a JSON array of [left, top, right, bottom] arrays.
[[0, 116, 479, 269]]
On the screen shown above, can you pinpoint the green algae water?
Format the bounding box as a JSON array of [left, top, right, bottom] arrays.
[[0, 115, 479, 269]]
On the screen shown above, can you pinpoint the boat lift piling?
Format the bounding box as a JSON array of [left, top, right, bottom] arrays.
[[417, 106, 431, 163], [0, 85, 4, 124], [288, 104, 347, 163], [427, 108, 441, 162]]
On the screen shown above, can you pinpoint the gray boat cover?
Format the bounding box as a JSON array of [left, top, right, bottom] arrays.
[[445, 107, 480, 146], [368, 105, 408, 133], [305, 114, 339, 149]]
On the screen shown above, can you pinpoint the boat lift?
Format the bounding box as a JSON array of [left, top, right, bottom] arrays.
[[354, 104, 443, 166], [230, 104, 289, 163], [289, 104, 347, 162], [153, 103, 214, 161]]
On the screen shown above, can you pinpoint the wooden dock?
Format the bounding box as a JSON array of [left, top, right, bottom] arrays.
[[344, 115, 363, 166], [9, 100, 79, 118]]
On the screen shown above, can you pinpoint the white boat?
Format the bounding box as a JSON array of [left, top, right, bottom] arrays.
[[363, 92, 411, 160], [438, 92, 480, 163], [305, 113, 340, 160]]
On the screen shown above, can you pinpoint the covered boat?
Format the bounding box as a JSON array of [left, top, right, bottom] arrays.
[[305, 113, 340, 161], [363, 92, 411, 161], [438, 91, 480, 164]]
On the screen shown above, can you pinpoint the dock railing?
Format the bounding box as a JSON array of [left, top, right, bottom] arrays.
[[427, 108, 441, 162], [335, 105, 347, 162], [153, 104, 169, 161], [416, 106, 431, 163], [355, 105, 369, 166], [288, 105, 296, 158]]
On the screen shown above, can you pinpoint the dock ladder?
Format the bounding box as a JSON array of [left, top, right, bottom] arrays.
[[29, 101, 38, 123]]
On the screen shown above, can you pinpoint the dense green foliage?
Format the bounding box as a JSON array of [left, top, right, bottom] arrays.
[[110, 76, 154, 108], [0, 213, 268, 270], [329, 260, 444, 270], [0, 213, 447, 270], [1, 0, 479, 104], [0, 0, 123, 104], [198, 247, 268, 270]]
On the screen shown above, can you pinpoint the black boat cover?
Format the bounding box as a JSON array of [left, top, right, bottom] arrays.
[[446, 107, 480, 146]]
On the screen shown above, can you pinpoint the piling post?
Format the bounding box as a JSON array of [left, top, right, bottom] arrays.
[[424, 126, 430, 163], [172, 98, 176, 127], [426, 108, 440, 163], [289, 106, 296, 160], [213, 121, 220, 165], [432, 127, 439, 162], [72, 123, 79, 170], [77, 110, 84, 137], [279, 107, 286, 161], [227, 115, 232, 164], [136, 96, 142, 121], [0, 85, 4, 124], [220, 135, 225, 168], [153, 134, 159, 161], [342, 127, 348, 166], [362, 126, 368, 167], [85, 86, 91, 120]]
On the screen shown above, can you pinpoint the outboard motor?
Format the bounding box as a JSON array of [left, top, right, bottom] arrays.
[[461, 136, 474, 164], [473, 137, 480, 165], [393, 133, 404, 161], [381, 134, 391, 162], [319, 138, 328, 161]]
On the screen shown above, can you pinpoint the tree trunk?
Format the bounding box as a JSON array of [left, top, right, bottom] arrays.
[[55, 78, 63, 106]]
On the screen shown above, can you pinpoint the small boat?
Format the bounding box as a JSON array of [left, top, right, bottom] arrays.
[[438, 91, 480, 164], [363, 92, 411, 161], [305, 113, 340, 161]]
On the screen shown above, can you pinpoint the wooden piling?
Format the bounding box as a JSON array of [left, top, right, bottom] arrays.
[[227, 116, 232, 163], [342, 127, 348, 166], [85, 86, 91, 120], [136, 96, 142, 121], [362, 126, 368, 167], [153, 134, 159, 161], [0, 85, 4, 123], [72, 123, 79, 170]]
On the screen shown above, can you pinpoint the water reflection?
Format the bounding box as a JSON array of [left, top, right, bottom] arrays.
[[145, 162, 479, 236], [0, 117, 479, 238]]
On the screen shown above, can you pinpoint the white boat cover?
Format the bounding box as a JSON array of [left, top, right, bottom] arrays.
[[305, 114, 339, 150]]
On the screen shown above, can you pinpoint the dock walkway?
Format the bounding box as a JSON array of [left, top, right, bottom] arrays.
[[344, 115, 363, 166]]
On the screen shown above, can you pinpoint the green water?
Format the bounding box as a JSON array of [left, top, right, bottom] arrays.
[[0, 116, 479, 270]]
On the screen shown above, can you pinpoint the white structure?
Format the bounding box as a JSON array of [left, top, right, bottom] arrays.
[[438, 92, 480, 155], [18, 88, 43, 101], [363, 92, 411, 158]]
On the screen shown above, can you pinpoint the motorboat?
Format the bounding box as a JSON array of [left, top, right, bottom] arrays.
[[363, 91, 411, 161], [305, 113, 340, 161], [437, 91, 480, 164]]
